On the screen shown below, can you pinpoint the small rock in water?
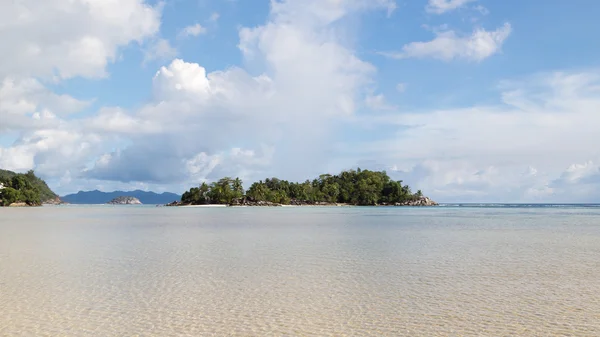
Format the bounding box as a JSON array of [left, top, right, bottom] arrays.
[[107, 196, 142, 205]]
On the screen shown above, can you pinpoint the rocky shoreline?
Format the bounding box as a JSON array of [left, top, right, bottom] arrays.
[[4, 197, 67, 207], [166, 196, 438, 207], [43, 196, 68, 205]]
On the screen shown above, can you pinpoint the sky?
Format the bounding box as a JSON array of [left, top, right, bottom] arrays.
[[1, 0, 600, 203]]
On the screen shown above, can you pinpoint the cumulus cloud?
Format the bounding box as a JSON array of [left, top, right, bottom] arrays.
[[86, 107, 162, 135], [545, 161, 600, 202], [382, 23, 512, 62], [0, 0, 161, 80], [142, 38, 178, 63], [0, 78, 91, 132], [0, 128, 105, 178], [426, 0, 477, 14], [178, 24, 207, 38]]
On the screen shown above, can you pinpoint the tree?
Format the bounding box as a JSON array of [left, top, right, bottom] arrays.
[[0, 187, 22, 206], [181, 182, 212, 204], [205, 177, 242, 204], [232, 178, 244, 201], [22, 189, 41, 206], [198, 182, 211, 203], [11, 175, 29, 190], [247, 181, 269, 201]]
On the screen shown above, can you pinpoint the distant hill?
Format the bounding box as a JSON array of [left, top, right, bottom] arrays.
[[61, 190, 181, 205]]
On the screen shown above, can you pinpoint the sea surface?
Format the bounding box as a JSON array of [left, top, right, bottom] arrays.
[[1, 205, 599, 336]]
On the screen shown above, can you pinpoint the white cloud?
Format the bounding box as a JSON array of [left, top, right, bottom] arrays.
[[178, 23, 207, 38], [0, 78, 90, 132], [556, 161, 600, 185], [142, 38, 178, 63], [86, 107, 162, 135], [365, 93, 395, 110], [185, 152, 222, 181], [0, 128, 104, 178], [209, 12, 220, 22], [0, 0, 161, 80], [474, 5, 489, 16], [396, 82, 407, 93], [382, 23, 512, 62], [426, 0, 477, 14]]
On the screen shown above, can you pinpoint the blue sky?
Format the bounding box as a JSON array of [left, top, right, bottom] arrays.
[[1, 0, 600, 202]]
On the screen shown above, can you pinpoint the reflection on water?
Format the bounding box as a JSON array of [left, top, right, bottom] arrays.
[[1, 206, 600, 336]]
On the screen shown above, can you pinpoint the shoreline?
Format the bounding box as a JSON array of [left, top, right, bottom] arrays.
[[167, 202, 438, 208], [167, 196, 438, 208], [180, 204, 228, 208]]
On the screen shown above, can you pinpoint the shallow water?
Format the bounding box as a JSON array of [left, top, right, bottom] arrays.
[[1, 206, 600, 336]]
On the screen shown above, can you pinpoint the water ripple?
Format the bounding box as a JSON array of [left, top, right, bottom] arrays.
[[1, 206, 600, 336]]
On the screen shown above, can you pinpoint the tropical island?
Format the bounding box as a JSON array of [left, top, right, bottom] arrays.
[[172, 169, 437, 207], [0, 169, 62, 206]]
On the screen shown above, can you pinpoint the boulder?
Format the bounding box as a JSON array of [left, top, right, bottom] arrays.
[[394, 197, 438, 207], [107, 196, 142, 205]]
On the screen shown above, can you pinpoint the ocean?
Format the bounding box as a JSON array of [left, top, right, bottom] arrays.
[[1, 205, 599, 336]]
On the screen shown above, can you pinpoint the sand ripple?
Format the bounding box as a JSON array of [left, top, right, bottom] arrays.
[[1, 206, 600, 336]]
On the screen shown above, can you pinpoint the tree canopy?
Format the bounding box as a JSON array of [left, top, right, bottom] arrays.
[[181, 169, 424, 206], [0, 170, 55, 206], [181, 177, 244, 205]]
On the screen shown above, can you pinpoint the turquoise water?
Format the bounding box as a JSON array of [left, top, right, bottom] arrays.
[[1, 206, 599, 336]]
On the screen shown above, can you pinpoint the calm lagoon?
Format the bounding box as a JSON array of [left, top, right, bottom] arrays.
[[1, 205, 599, 336]]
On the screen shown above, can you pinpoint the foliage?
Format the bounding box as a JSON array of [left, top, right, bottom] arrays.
[[180, 169, 423, 206], [0, 169, 54, 206], [0, 169, 57, 202], [181, 178, 245, 205], [0, 186, 41, 207]]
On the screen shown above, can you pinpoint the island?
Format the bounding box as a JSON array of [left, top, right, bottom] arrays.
[[107, 196, 142, 205], [172, 168, 438, 207], [0, 169, 62, 207]]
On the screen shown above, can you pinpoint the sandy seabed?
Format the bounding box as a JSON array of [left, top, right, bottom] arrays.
[[1, 206, 600, 336]]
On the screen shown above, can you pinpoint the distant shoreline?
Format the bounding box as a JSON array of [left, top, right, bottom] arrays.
[[180, 204, 228, 208], [167, 200, 437, 207]]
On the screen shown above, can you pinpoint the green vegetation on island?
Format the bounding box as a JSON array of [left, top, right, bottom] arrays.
[[178, 169, 437, 206], [0, 169, 59, 206]]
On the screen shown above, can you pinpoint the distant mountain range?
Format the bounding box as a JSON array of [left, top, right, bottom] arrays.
[[61, 190, 181, 205]]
